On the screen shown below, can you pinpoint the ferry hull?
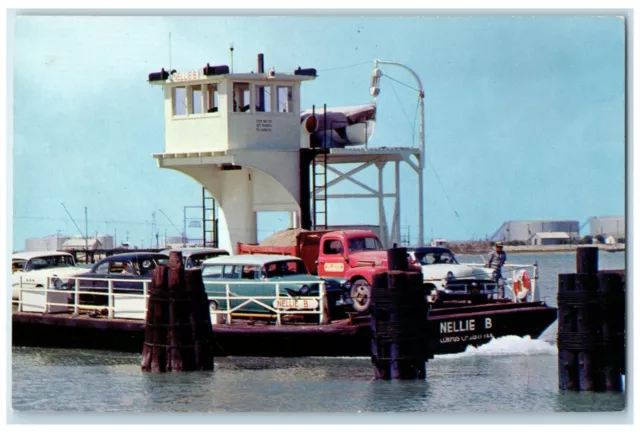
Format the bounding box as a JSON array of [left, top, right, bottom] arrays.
[[11, 302, 557, 357]]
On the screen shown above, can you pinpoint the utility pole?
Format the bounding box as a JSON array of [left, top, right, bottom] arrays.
[[85, 207, 89, 251], [56, 229, 62, 250], [151, 212, 158, 248]]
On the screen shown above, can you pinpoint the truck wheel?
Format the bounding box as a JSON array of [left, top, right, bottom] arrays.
[[350, 279, 371, 313]]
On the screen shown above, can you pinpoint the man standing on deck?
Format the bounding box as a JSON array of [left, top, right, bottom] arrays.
[[486, 241, 507, 298]]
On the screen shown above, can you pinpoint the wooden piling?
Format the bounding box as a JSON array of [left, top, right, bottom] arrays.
[[370, 247, 432, 380], [557, 247, 625, 392], [141, 251, 214, 372]]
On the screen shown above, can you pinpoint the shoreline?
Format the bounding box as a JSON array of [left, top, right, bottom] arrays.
[[450, 243, 625, 256]]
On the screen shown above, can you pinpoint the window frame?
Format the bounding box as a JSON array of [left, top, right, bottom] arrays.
[[189, 84, 204, 115], [172, 86, 187, 117]]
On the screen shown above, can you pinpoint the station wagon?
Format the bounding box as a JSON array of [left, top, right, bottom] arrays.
[[201, 254, 351, 323]]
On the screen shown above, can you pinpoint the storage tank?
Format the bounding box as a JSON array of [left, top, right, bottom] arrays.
[[491, 220, 579, 243], [589, 216, 625, 237], [24, 234, 71, 252]]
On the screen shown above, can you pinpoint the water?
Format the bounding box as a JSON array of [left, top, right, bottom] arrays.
[[10, 252, 628, 416]]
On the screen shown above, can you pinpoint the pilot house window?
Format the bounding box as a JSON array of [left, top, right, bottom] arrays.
[[190, 85, 203, 114], [172, 86, 187, 116], [233, 82, 251, 113], [254, 85, 272, 112], [207, 83, 219, 113], [277, 86, 293, 113]]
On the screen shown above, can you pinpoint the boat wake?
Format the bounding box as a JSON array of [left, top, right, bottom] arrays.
[[436, 335, 557, 359]]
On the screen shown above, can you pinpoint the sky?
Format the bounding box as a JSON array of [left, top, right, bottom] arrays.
[[8, 14, 626, 251]]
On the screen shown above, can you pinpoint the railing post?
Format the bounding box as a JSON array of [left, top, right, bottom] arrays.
[[107, 280, 114, 319], [46, 277, 51, 311], [225, 283, 231, 324], [18, 275, 23, 312], [275, 283, 281, 325], [318, 281, 326, 325], [143, 281, 148, 315], [532, 263, 539, 302], [74, 278, 80, 315]]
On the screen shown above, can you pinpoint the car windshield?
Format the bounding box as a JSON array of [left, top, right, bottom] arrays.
[[24, 255, 76, 271], [415, 250, 458, 265], [348, 237, 382, 253], [185, 252, 229, 269], [263, 260, 307, 278]]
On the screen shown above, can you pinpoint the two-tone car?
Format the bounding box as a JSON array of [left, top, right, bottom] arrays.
[[11, 251, 85, 300], [200, 254, 351, 324], [408, 247, 497, 298], [159, 247, 230, 270], [67, 252, 169, 306]]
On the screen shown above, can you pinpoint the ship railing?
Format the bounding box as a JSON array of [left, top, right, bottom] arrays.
[[205, 279, 328, 325], [12, 276, 328, 325], [458, 262, 540, 302]]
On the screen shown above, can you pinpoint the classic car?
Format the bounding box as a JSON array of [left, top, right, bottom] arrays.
[[67, 252, 169, 305], [11, 251, 85, 300], [201, 254, 352, 324], [408, 247, 497, 295], [159, 247, 229, 270]]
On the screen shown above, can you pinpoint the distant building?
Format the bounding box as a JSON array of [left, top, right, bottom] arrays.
[[24, 234, 71, 252], [605, 235, 617, 245], [491, 220, 579, 243], [531, 232, 570, 246], [95, 234, 114, 250], [589, 216, 625, 238], [62, 237, 103, 250]]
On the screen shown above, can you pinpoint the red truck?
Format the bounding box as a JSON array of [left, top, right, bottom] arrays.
[[237, 230, 389, 313]]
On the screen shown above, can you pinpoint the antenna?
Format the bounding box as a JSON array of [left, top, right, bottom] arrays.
[[230, 42, 234, 73], [169, 32, 172, 73], [159, 209, 184, 238], [61, 203, 88, 244]]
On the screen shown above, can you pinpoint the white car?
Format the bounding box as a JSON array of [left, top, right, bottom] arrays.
[[11, 251, 85, 300], [407, 247, 497, 295]]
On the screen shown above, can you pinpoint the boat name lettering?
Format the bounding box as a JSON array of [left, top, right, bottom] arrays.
[[440, 333, 494, 344], [485, 317, 492, 329], [172, 70, 200, 81], [440, 319, 476, 334], [256, 119, 273, 132]]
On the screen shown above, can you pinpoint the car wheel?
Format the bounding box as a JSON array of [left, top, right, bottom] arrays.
[[350, 279, 371, 313], [209, 301, 223, 325]]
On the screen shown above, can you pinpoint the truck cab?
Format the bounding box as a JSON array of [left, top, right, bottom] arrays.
[[316, 230, 387, 313]]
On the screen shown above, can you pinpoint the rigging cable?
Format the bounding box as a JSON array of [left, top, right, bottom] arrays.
[[387, 79, 415, 141], [379, 68, 463, 229], [380, 72, 421, 93], [317, 60, 372, 72]]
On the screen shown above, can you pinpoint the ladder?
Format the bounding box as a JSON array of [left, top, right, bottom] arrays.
[[201, 187, 218, 248], [312, 104, 329, 230]]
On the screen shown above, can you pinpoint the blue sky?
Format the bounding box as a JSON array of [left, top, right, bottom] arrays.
[[10, 15, 626, 251]]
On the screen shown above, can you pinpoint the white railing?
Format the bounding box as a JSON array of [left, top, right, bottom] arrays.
[[12, 276, 329, 325], [205, 279, 327, 325], [460, 262, 539, 302]]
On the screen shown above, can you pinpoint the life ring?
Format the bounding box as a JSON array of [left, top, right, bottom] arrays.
[[513, 270, 531, 301]]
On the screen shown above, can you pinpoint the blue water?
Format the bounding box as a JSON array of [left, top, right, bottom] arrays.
[[10, 252, 628, 419]]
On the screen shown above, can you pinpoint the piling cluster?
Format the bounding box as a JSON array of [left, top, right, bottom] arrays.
[[141, 251, 215, 372], [557, 247, 625, 391], [370, 248, 433, 380]]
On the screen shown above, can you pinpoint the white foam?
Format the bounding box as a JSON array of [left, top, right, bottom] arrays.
[[436, 335, 558, 359]]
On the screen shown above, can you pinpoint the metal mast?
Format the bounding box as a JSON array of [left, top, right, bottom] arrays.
[[374, 59, 425, 247]]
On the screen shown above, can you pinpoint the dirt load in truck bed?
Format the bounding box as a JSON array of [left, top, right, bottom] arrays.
[[259, 229, 310, 247]]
